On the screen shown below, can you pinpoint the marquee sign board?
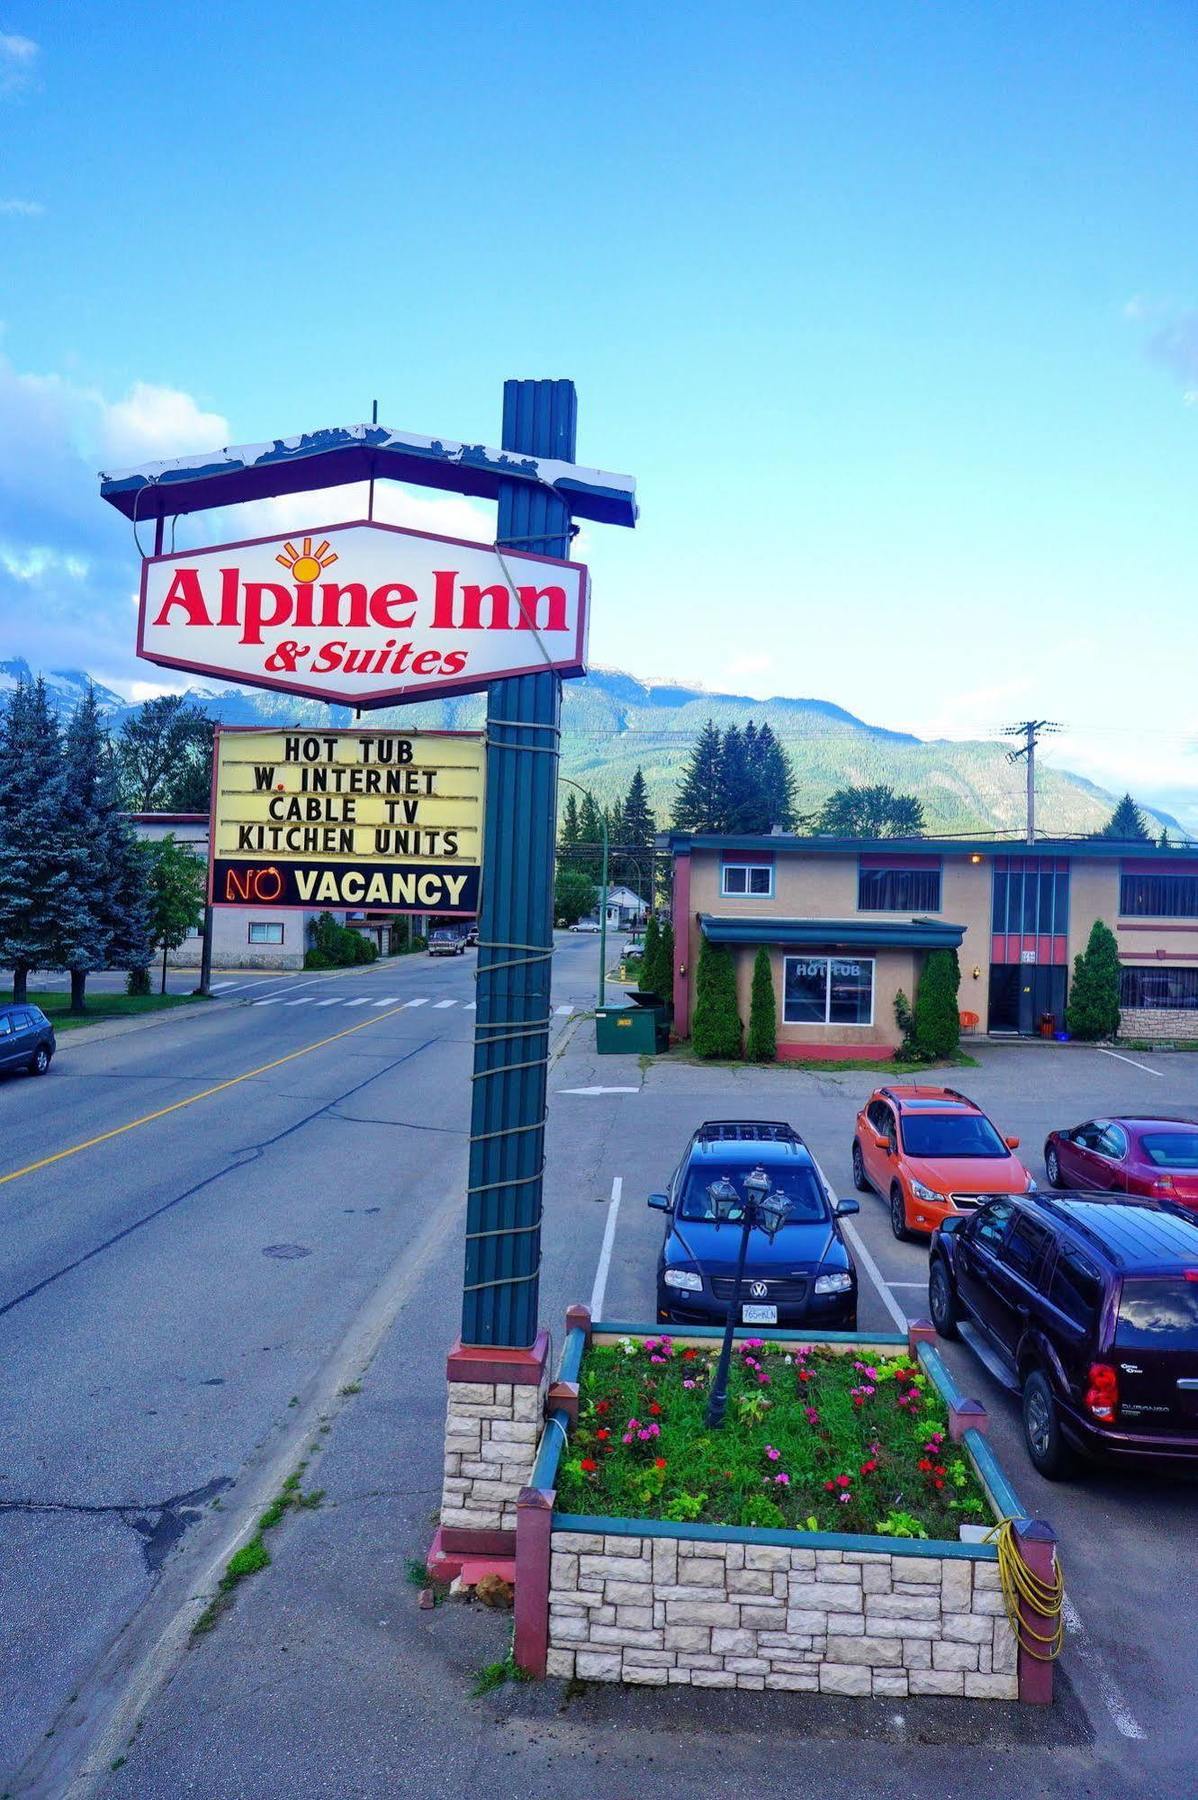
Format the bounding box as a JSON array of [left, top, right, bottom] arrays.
[[209, 725, 485, 916], [139, 518, 589, 708]]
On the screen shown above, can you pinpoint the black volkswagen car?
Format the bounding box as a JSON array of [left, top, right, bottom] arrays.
[[0, 1003, 55, 1079], [651, 1120, 859, 1329]]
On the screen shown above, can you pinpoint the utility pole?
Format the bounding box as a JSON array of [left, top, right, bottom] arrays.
[[1002, 720, 1061, 844]]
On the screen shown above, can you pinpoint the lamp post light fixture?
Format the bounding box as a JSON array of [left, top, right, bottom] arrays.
[[705, 1167, 789, 1430]]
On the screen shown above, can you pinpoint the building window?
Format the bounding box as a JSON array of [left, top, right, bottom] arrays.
[[1120, 871, 1198, 919], [722, 863, 774, 898], [858, 866, 942, 912], [248, 921, 284, 945], [783, 956, 874, 1026], [992, 861, 1069, 937], [1120, 966, 1198, 1011]]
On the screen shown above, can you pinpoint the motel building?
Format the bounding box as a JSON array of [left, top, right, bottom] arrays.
[[131, 813, 394, 970], [667, 831, 1198, 1060]]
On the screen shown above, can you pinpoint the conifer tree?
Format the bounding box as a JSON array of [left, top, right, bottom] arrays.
[[746, 946, 777, 1061], [717, 724, 754, 833], [1067, 921, 1122, 1041], [658, 918, 674, 1013], [56, 688, 113, 1013], [638, 912, 662, 994], [673, 720, 724, 831], [0, 679, 68, 1004], [559, 790, 580, 846], [692, 936, 742, 1058], [1100, 793, 1150, 842], [754, 722, 797, 831], [913, 950, 961, 1059], [621, 767, 655, 849]]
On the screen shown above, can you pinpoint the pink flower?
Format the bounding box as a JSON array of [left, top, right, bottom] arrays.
[[804, 1407, 820, 1425], [765, 1445, 780, 1461], [774, 1472, 790, 1486], [682, 1378, 695, 1389], [838, 1492, 852, 1504]]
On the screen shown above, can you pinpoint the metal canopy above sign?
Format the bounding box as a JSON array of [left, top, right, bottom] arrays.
[[209, 725, 485, 916], [138, 518, 589, 707]]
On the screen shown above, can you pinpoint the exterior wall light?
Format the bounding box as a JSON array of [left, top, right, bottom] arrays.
[[969, 853, 984, 864]]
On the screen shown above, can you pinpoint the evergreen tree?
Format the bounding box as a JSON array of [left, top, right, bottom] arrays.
[[146, 834, 205, 992], [1066, 921, 1121, 1041], [745, 946, 777, 1061], [0, 678, 69, 1004], [559, 790, 580, 846], [717, 724, 756, 832], [754, 722, 797, 831], [913, 950, 961, 1059], [673, 720, 724, 831], [116, 694, 215, 813], [638, 912, 661, 994], [576, 789, 604, 848], [817, 784, 926, 838], [621, 768, 655, 849], [658, 918, 674, 1013], [56, 689, 113, 1013], [1100, 793, 1150, 842], [1159, 828, 1170, 849], [692, 936, 742, 1059]]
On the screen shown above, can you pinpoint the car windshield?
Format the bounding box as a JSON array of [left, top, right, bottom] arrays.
[[677, 1165, 828, 1224], [1114, 1278, 1198, 1350], [1140, 1133, 1198, 1170], [900, 1114, 1008, 1159]]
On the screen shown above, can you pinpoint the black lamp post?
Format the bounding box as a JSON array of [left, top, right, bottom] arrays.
[[705, 1167, 789, 1430]]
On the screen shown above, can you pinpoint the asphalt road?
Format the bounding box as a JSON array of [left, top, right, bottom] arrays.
[[4, 961, 1197, 1797]]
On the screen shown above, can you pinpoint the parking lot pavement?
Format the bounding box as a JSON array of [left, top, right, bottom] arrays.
[[571, 1037, 1198, 1780]]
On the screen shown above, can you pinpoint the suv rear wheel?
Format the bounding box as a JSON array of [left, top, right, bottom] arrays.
[[889, 1184, 910, 1242], [1022, 1369, 1075, 1480], [29, 1045, 51, 1076], [851, 1141, 870, 1193], [928, 1258, 959, 1339]]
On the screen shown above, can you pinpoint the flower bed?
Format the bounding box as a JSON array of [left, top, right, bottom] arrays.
[[555, 1335, 990, 1541]]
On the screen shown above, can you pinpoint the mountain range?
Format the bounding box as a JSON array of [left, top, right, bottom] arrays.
[[1, 655, 1186, 840]]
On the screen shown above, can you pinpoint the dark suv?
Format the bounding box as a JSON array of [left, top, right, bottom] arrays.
[[929, 1191, 1198, 1477], [651, 1120, 859, 1330], [0, 1003, 55, 1078]]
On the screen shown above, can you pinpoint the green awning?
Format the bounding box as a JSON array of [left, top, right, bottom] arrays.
[[698, 915, 966, 950]]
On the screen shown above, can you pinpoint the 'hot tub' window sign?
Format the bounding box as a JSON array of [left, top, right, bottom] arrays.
[[138, 518, 589, 707]]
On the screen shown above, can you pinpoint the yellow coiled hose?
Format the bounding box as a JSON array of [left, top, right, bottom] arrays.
[[984, 1518, 1065, 1661]]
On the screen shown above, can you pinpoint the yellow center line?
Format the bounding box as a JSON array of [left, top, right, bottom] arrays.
[[0, 1004, 413, 1189]]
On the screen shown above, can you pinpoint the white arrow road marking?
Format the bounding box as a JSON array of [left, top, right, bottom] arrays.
[[404, 997, 430, 1008], [556, 1086, 639, 1096], [433, 999, 457, 1008], [588, 1176, 623, 1319], [554, 1004, 574, 1015]]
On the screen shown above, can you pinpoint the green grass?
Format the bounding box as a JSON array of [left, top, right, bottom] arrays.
[[192, 1465, 323, 1639], [554, 1337, 990, 1541], [3, 989, 207, 1032], [667, 1041, 979, 1076]]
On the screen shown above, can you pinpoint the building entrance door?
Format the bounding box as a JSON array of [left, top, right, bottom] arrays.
[[989, 963, 1066, 1034]]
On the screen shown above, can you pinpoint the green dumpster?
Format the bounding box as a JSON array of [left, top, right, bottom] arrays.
[[595, 1004, 657, 1054], [629, 988, 671, 1052]]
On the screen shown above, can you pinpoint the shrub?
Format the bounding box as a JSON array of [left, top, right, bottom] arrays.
[[692, 936, 741, 1059], [352, 933, 378, 963], [1067, 920, 1121, 1041], [913, 950, 960, 1060], [126, 967, 151, 996], [638, 914, 661, 993], [745, 946, 777, 1061]]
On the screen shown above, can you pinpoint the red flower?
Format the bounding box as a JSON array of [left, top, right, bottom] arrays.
[[655, 1457, 667, 1469], [596, 1401, 611, 1415], [824, 1479, 836, 1492], [648, 1402, 662, 1415], [798, 1369, 813, 1382], [859, 1459, 878, 1475], [836, 1474, 852, 1488], [917, 1458, 933, 1472], [596, 1428, 610, 1441], [683, 1348, 697, 1360], [580, 1457, 598, 1473]]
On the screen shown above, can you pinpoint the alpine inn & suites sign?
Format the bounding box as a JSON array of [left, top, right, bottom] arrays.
[[210, 726, 485, 916], [138, 518, 589, 707]]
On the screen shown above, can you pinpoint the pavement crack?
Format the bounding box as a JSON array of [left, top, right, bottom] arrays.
[[0, 1477, 234, 1572]]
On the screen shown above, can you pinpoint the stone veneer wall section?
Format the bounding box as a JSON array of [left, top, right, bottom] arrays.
[[1119, 1006, 1198, 1042], [440, 1374, 549, 1534], [546, 1531, 1016, 1700]]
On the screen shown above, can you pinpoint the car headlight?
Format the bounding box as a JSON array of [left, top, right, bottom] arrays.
[[663, 1268, 702, 1292], [813, 1271, 854, 1295], [910, 1180, 942, 1205], [1026, 1176, 1038, 1192]]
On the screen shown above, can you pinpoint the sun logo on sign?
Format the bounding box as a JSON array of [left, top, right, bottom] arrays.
[[276, 537, 338, 583]]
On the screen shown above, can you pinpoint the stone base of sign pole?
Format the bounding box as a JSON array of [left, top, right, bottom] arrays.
[[428, 1330, 550, 1587]]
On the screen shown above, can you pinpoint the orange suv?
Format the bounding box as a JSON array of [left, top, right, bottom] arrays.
[[852, 1085, 1035, 1240]]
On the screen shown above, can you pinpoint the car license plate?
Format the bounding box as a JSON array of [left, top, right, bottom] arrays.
[[742, 1304, 777, 1324]]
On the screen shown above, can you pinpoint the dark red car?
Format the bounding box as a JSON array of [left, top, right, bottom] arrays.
[[1045, 1117, 1198, 1208]]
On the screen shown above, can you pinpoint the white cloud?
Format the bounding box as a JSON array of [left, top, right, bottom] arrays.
[[0, 31, 37, 95], [98, 381, 228, 466], [0, 197, 43, 216]]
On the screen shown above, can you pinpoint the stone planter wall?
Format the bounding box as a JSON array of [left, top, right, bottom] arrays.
[[545, 1526, 1015, 1699]]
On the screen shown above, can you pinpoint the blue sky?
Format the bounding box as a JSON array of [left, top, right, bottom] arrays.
[[2, 2, 1196, 816]]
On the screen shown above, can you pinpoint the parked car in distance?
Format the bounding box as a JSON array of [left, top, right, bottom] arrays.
[[651, 1119, 859, 1329], [427, 927, 465, 957], [0, 1003, 55, 1078], [1045, 1117, 1198, 1209], [928, 1191, 1198, 1477], [464, 924, 479, 947], [569, 918, 602, 933], [852, 1085, 1035, 1241]]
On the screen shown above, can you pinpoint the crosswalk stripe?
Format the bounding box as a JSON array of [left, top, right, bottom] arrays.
[[313, 999, 339, 1007], [344, 998, 370, 1007], [465, 1001, 476, 1010], [251, 998, 287, 1006], [405, 997, 430, 1008], [554, 1004, 573, 1015], [433, 999, 457, 1009], [372, 997, 399, 1007], [282, 998, 313, 1006], [210, 981, 237, 990]]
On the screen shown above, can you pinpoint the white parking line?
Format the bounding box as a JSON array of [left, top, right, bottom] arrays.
[[813, 1158, 910, 1332], [1097, 1047, 1163, 1078], [588, 1176, 623, 1319], [433, 999, 457, 1009], [1060, 1596, 1145, 1740], [555, 1004, 573, 1015], [887, 1281, 928, 1289]]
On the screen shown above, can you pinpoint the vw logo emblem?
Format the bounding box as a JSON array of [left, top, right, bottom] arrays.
[[750, 1281, 768, 1299]]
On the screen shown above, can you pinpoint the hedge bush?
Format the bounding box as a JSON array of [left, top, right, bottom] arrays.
[[692, 936, 741, 1058], [1067, 920, 1121, 1041], [745, 946, 777, 1061], [913, 950, 960, 1059]]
